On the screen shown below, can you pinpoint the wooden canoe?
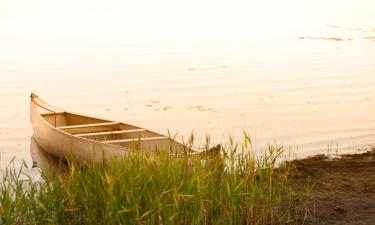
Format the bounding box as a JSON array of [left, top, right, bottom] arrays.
[[30, 93, 212, 163]]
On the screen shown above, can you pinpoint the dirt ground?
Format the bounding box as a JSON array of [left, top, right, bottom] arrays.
[[288, 148, 375, 225]]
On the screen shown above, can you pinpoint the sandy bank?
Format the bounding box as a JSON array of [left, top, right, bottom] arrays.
[[288, 148, 375, 224]]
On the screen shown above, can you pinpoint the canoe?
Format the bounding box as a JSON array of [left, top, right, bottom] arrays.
[[30, 93, 214, 163]]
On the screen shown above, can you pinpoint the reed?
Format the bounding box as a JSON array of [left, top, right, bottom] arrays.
[[0, 137, 308, 225]]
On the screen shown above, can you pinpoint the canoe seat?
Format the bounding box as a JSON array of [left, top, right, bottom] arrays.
[[101, 136, 169, 144], [75, 129, 146, 137], [57, 122, 119, 130], [41, 112, 66, 116]]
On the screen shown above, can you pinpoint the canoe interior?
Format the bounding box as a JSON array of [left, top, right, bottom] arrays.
[[42, 112, 110, 128], [41, 112, 185, 152]]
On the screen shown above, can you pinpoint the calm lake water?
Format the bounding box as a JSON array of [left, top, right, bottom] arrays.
[[1, 0, 375, 167]]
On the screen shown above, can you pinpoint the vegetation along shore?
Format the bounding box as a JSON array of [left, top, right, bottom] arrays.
[[1, 138, 375, 224]]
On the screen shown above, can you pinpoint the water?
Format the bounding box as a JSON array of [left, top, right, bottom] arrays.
[[1, 0, 375, 167]]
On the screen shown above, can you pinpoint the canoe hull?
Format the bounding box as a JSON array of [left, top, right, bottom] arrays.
[[30, 99, 127, 163], [29, 93, 217, 164]]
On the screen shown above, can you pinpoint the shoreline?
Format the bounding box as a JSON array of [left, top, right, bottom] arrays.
[[288, 148, 375, 224], [2, 143, 375, 224]]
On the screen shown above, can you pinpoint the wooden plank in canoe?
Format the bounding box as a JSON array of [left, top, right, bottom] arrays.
[[57, 122, 119, 130], [57, 122, 120, 134], [41, 112, 66, 116], [101, 136, 168, 144], [75, 129, 146, 137]]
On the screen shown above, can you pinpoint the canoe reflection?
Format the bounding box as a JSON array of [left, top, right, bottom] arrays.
[[30, 135, 61, 170]]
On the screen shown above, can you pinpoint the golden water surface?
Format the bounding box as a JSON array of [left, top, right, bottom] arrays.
[[1, 0, 375, 166]]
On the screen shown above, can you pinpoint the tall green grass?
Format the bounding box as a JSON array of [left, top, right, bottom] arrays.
[[0, 139, 307, 224]]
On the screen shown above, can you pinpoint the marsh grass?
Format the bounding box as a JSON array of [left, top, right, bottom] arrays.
[[0, 136, 308, 225]]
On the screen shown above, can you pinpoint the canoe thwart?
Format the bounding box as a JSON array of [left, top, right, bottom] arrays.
[[102, 136, 169, 144], [41, 112, 66, 116], [75, 129, 146, 137], [57, 122, 119, 130]]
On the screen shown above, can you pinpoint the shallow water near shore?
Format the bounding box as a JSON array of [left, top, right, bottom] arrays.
[[1, 0, 375, 168]]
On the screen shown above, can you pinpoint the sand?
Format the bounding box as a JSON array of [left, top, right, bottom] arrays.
[[289, 149, 375, 224]]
